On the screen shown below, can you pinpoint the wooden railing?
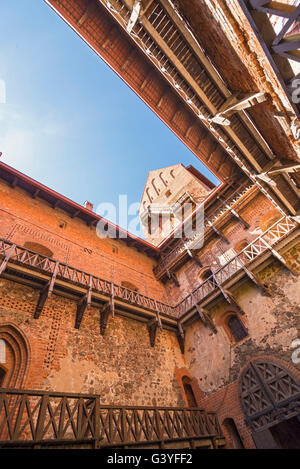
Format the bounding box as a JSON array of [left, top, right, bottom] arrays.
[[0, 389, 222, 447], [0, 240, 175, 317], [0, 217, 297, 321], [154, 184, 254, 278], [176, 216, 297, 315]]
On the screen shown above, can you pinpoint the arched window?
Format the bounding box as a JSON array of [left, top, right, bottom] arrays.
[[223, 418, 244, 449], [24, 242, 53, 258], [159, 172, 168, 187], [0, 366, 6, 387], [151, 179, 160, 196], [182, 376, 197, 408], [146, 188, 153, 203], [198, 267, 213, 283], [121, 281, 139, 292], [227, 315, 248, 343]]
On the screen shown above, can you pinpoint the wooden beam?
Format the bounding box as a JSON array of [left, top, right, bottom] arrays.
[[147, 318, 159, 347], [223, 289, 245, 315], [260, 238, 297, 275], [191, 292, 217, 334], [75, 276, 92, 329], [206, 219, 230, 245], [77, 1, 97, 26], [217, 196, 250, 229], [71, 210, 81, 219], [32, 189, 40, 199], [10, 177, 18, 188], [100, 302, 111, 336]]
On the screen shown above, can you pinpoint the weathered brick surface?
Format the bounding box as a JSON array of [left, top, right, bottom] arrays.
[[0, 278, 187, 406], [1, 176, 300, 449]]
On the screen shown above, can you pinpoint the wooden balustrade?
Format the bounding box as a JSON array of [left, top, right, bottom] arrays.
[[0, 217, 297, 321], [0, 388, 222, 448]]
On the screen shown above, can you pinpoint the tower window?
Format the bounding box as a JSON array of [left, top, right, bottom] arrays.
[[227, 315, 248, 343]]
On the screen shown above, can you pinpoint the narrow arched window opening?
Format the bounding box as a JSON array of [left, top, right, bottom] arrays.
[[227, 315, 248, 343], [24, 242, 53, 258]]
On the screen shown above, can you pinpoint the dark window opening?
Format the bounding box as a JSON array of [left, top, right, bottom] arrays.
[[182, 376, 197, 408], [227, 315, 248, 343], [199, 268, 213, 283]]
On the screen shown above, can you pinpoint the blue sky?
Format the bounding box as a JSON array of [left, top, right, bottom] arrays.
[[0, 0, 219, 235]]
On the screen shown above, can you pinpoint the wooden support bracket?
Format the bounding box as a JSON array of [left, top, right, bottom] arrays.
[[224, 289, 245, 315], [34, 261, 59, 319], [100, 302, 111, 336], [147, 318, 159, 347], [260, 238, 297, 276], [207, 220, 230, 245], [166, 267, 180, 287], [177, 323, 185, 354], [240, 262, 271, 296], [75, 276, 92, 329], [191, 292, 217, 334], [0, 244, 16, 276]]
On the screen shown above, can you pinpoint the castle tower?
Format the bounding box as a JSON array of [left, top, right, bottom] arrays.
[[139, 164, 215, 246]]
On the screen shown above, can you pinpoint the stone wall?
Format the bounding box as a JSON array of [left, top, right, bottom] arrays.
[[0, 278, 187, 406]]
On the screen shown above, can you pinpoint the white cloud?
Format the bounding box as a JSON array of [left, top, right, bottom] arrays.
[[0, 104, 66, 169]]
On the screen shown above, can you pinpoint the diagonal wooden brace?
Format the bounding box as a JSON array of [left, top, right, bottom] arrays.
[[207, 220, 230, 245], [0, 244, 16, 276], [100, 302, 111, 336], [238, 260, 271, 296], [75, 276, 93, 329], [224, 289, 245, 315], [34, 261, 59, 319], [260, 238, 297, 276], [147, 318, 159, 347], [166, 267, 180, 287], [177, 322, 185, 354], [154, 300, 163, 330], [217, 196, 250, 229], [191, 292, 217, 334]]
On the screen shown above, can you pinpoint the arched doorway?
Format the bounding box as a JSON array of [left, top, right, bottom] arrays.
[[182, 376, 197, 408], [239, 359, 300, 449]]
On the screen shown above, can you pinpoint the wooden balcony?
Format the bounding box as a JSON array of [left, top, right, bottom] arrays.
[[178, 215, 299, 326], [0, 238, 178, 334], [153, 184, 255, 280], [0, 388, 225, 449], [0, 216, 298, 333]]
